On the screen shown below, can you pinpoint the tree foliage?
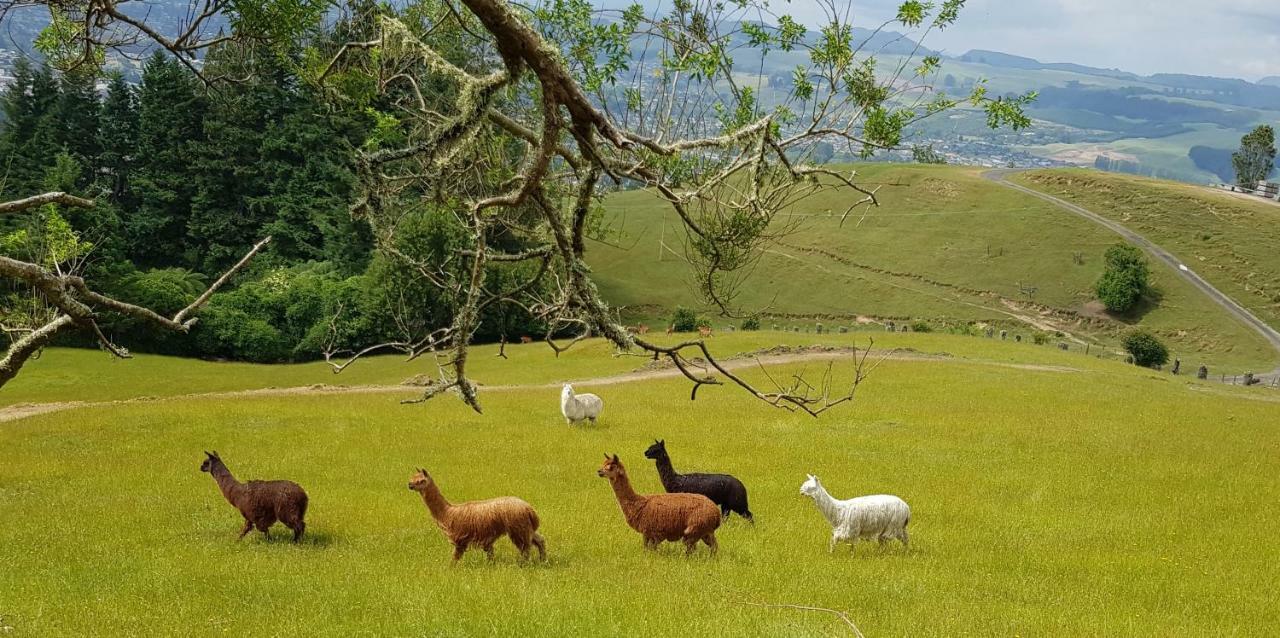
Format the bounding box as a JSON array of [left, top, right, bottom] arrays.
[[1123, 329, 1169, 368], [1232, 125, 1276, 187], [1095, 243, 1149, 313], [0, 0, 1033, 414]]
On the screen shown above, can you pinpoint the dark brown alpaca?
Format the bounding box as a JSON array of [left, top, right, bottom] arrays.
[[199, 451, 308, 543], [597, 454, 720, 556]]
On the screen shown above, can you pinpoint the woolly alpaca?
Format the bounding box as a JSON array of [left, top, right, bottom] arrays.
[[560, 384, 603, 425], [199, 451, 308, 542], [408, 468, 546, 562], [643, 439, 753, 521], [597, 454, 721, 555], [799, 474, 909, 554]]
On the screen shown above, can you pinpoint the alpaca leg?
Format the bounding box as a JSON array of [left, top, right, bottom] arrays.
[[683, 538, 698, 556], [531, 533, 547, 561], [291, 521, 306, 543], [720, 506, 731, 520], [237, 519, 253, 540], [703, 533, 718, 556], [452, 543, 467, 562], [482, 542, 496, 561], [511, 533, 531, 561], [741, 509, 754, 524], [898, 527, 910, 548], [829, 532, 839, 554]]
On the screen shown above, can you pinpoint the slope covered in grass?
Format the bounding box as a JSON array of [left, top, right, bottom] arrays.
[[1, 334, 1277, 636], [588, 164, 1277, 372], [1016, 169, 1280, 332]]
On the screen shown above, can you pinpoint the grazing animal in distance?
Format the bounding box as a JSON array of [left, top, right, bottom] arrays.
[[408, 468, 546, 563], [597, 454, 720, 555], [643, 439, 752, 521], [666, 324, 674, 335], [199, 451, 308, 543], [520, 335, 533, 344], [560, 384, 603, 425], [698, 325, 713, 338], [636, 324, 650, 335], [799, 474, 909, 554]]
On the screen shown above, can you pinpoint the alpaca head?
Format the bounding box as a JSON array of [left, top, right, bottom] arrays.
[[199, 451, 222, 473], [561, 384, 575, 401], [799, 474, 822, 498], [643, 439, 667, 460], [408, 467, 434, 492], [597, 453, 624, 479]]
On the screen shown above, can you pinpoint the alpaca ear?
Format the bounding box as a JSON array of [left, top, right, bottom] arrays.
[[612, 454, 619, 462]]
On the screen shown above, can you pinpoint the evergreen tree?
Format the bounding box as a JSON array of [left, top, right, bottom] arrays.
[[130, 52, 206, 267], [52, 70, 101, 189], [97, 73, 138, 206], [0, 60, 61, 196]]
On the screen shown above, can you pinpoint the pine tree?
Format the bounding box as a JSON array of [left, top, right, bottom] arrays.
[[53, 70, 102, 189], [97, 73, 139, 206], [0, 60, 61, 197], [130, 52, 206, 267]]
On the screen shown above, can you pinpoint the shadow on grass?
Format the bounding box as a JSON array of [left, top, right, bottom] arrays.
[[1106, 287, 1165, 325]]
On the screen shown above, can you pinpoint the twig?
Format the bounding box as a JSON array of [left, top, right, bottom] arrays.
[[736, 601, 866, 637]]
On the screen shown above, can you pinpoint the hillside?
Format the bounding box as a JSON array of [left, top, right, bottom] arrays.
[[1014, 169, 1280, 332], [588, 165, 1279, 373], [2, 335, 1278, 635]]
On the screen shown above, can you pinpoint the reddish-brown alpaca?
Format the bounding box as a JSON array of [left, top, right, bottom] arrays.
[[597, 454, 720, 556], [408, 468, 547, 563]]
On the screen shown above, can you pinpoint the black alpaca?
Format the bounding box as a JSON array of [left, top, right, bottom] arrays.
[[643, 440, 753, 521]]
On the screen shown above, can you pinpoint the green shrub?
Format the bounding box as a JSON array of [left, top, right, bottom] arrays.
[[740, 317, 760, 331], [671, 307, 698, 332], [1032, 332, 1050, 345], [1095, 243, 1150, 312], [1123, 330, 1169, 368], [695, 316, 713, 330], [910, 320, 932, 333]]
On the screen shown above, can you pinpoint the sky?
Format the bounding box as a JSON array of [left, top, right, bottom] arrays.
[[610, 0, 1280, 82]]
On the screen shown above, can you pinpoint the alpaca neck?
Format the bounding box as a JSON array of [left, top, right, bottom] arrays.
[[653, 453, 680, 489], [210, 463, 242, 502], [809, 485, 842, 526], [608, 471, 644, 511], [419, 482, 453, 522]]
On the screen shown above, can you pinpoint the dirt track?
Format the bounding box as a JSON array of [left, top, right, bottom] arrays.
[[0, 349, 1080, 424]]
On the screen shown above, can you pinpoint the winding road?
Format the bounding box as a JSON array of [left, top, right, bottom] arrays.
[[985, 169, 1280, 375]]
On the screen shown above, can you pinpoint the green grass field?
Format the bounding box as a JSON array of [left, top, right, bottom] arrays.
[[2, 334, 1279, 636], [588, 164, 1278, 373], [1016, 170, 1280, 333]]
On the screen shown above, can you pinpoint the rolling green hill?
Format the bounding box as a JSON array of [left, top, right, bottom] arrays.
[[588, 164, 1279, 373]]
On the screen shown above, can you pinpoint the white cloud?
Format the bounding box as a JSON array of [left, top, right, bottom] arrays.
[[601, 0, 1280, 80]]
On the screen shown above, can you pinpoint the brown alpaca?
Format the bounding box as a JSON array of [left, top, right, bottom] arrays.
[[597, 454, 720, 556], [199, 451, 308, 542], [408, 468, 547, 563]]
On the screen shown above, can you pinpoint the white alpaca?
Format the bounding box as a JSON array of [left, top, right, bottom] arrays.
[[560, 384, 603, 426], [799, 474, 910, 554]]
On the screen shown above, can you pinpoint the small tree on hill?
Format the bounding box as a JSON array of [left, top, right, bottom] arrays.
[[671, 307, 698, 333], [1095, 243, 1149, 312], [1123, 330, 1168, 368], [1232, 125, 1276, 188]]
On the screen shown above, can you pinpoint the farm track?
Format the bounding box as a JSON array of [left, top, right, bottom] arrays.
[[0, 349, 1080, 424], [985, 169, 1280, 378]]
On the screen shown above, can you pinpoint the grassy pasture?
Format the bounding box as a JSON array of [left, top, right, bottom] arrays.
[[588, 164, 1278, 372], [2, 334, 1279, 636], [1016, 169, 1280, 334]]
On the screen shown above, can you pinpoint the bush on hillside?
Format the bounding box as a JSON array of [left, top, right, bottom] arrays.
[[740, 317, 760, 331], [1123, 329, 1169, 368], [671, 307, 698, 332], [910, 320, 932, 333], [1095, 243, 1150, 312]]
